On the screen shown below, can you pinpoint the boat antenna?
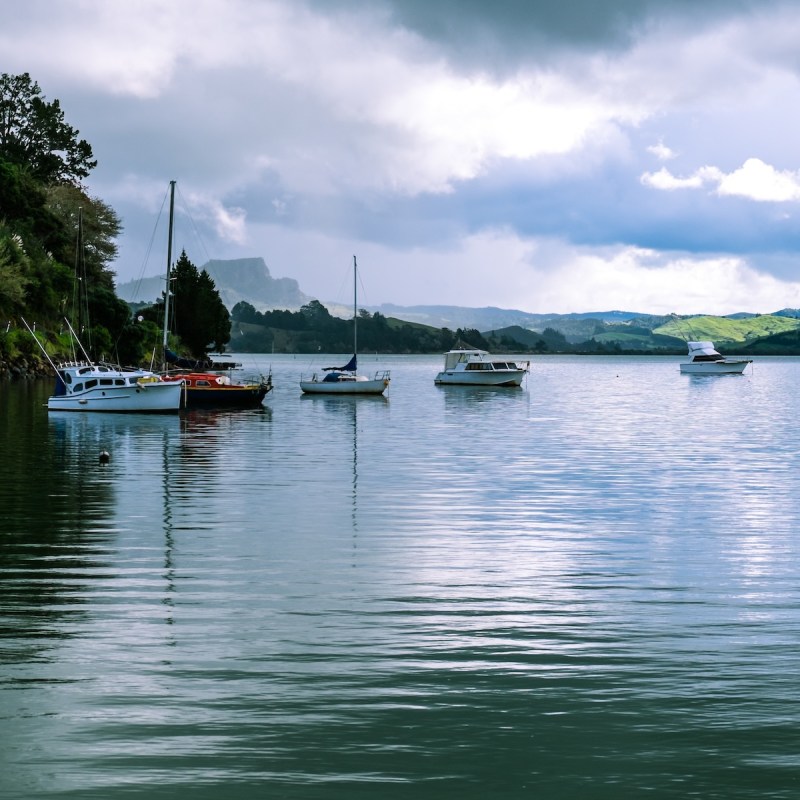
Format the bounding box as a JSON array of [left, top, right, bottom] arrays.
[[162, 180, 176, 369]]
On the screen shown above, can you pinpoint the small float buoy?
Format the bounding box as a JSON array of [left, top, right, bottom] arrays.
[[99, 450, 110, 464]]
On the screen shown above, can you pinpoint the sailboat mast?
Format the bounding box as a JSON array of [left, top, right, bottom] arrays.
[[353, 255, 357, 357], [162, 180, 176, 354]]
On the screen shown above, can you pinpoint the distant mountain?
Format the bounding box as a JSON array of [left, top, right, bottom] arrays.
[[369, 303, 643, 333], [116, 257, 310, 310], [114, 258, 800, 353]]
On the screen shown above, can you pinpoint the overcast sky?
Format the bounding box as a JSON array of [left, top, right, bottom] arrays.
[[5, 0, 800, 314]]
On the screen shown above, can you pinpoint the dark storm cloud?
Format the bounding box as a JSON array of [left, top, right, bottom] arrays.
[[311, 0, 761, 68]]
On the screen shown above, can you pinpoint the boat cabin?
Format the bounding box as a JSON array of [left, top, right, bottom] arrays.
[[686, 342, 725, 362], [442, 349, 521, 372]]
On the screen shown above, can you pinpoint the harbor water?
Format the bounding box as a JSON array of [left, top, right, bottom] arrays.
[[1, 354, 799, 799]]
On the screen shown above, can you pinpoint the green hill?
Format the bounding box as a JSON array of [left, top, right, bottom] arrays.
[[741, 328, 800, 355], [654, 315, 800, 345]]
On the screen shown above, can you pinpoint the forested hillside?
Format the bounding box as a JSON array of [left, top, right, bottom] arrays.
[[0, 72, 232, 374]]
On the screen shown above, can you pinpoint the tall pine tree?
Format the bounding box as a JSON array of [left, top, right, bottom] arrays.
[[169, 250, 230, 357]]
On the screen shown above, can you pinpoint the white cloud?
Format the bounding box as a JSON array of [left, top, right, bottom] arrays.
[[0, 0, 653, 197], [647, 141, 677, 161], [640, 167, 706, 191], [716, 158, 800, 202], [245, 223, 800, 316], [641, 158, 800, 203], [519, 244, 800, 316]]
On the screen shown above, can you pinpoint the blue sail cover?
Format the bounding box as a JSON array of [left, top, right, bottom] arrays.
[[323, 354, 357, 372], [165, 348, 213, 369]]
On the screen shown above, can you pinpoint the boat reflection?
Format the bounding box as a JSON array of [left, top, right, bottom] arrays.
[[300, 394, 388, 543], [437, 382, 530, 414]]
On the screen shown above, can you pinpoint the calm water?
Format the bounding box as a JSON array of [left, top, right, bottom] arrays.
[[2, 354, 800, 799]]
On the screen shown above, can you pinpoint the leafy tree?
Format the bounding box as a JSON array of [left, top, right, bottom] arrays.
[[45, 184, 121, 289], [0, 226, 30, 315], [0, 156, 69, 253], [230, 300, 261, 325], [0, 73, 96, 185], [453, 328, 489, 349], [300, 299, 333, 325]]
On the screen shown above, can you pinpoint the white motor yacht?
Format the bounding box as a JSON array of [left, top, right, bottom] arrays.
[[679, 341, 752, 374], [434, 348, 529, 386], [47, 362, 184, 412]]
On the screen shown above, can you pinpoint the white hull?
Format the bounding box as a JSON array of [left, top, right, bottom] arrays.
[[434, 370, 526, 386], [434, 347, 529, 387], [300, 375, 389, 395], [47, 362, 184, 412], [48, 381, 183, 412], [680, 341, 751, 375], [680, 360, 750, 374]]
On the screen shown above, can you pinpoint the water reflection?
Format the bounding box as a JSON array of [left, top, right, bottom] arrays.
[[299, 394, 388, 542], [436, 382, 529, 410], [4, 360, 800, 798]]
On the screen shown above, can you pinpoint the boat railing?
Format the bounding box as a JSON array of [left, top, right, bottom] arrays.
[[373, 370, 391, 381]]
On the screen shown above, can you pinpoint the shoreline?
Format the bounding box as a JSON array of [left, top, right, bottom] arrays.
[[0, 355, 51, 381]]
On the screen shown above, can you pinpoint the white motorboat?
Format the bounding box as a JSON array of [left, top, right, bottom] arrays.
[[434, 347, 529, 386], [679, 341, 752, 374], [46, 361, 184, 412], [22, 205, 184, 414], [300, 256, 390, 395]]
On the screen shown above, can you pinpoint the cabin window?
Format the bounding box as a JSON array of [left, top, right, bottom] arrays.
[[78, 367, 92, 375], [100, 379, 113, 386], [84, 379, 98, 389], [128, 377, 139, 385], [64, 372, 72, 384], [73, 382, 83, 392], [196, 380, 211, 386], [115, 379, 125, 386]]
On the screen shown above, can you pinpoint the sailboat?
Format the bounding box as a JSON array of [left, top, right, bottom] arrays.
[[157, 181, 273, 407], [299, 256, 391, 395], [25, 209, 183, 413]]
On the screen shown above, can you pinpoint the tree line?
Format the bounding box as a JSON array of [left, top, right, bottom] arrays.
[[230, 300, 542, 354]]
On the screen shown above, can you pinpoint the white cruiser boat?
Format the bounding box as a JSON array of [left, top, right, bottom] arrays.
[[47, 362, 184, 412], [680, 341, 752, 374], [434, 348, 529, 386]]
